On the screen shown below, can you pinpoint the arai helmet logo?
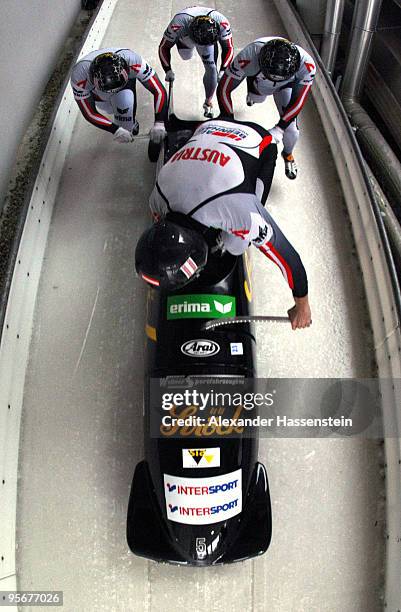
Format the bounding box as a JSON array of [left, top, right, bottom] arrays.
[[181, 339, 220, 357]]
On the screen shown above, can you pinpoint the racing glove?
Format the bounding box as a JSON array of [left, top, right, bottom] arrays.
[[113, 127, 135, 143], [217, 70, 225, 83], [210, 231, 226, 255], [149, 121, 166, 143], [268, 125, 284, 145], [165, 69, 175, 82]]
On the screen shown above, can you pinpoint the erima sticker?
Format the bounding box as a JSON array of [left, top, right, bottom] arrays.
[[164, 470, 242, 525], [182, 448, 221, 468], [167, 294, 236, 319]]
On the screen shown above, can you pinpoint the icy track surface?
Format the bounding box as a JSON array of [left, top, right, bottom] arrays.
[[17, 1, 384, 610]]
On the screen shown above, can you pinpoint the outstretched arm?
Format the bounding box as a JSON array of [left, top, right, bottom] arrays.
[[251, 208, 311, 329], [275, 59, 315, 131], [219, 37, 234, 72], [75, 94, 118, 134], [159, 37, 175, 73], [140, 72, 168, 122], [278, 81, 313, 130]]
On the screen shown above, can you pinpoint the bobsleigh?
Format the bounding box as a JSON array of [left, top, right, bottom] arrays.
[[127, 94, 272, 565]]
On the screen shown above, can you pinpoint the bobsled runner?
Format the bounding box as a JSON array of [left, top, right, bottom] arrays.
[[127, 86, 272, 565]]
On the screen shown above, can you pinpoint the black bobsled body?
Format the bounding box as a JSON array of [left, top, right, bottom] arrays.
[[127, 116, 272, 565]]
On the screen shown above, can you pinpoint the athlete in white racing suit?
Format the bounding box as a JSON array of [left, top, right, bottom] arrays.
[[158, 6, 234, 118], [217, 37, 316, 179], [145, 119, 311, 329], [71, 48, 167, 143]]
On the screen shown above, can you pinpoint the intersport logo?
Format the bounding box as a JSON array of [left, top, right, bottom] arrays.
[[167, 294, 236, 320]]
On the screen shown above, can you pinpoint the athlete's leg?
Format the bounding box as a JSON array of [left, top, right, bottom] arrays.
[[246, 77, 267, 105], [274, 88, 299, 179], [196, 43, 218, 105], [93, 91, 113, 115], [177, 37, 195, 60], [273, 89, 299, 154], [110, 83, 138, 133]]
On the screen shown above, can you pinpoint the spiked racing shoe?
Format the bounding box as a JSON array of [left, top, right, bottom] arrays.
[[203, 101, 213, 118], [282, 151, 297, 180], [132, 120, 139, 136]]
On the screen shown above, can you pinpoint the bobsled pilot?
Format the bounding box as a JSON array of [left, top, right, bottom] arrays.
[[135, 119, 312, 330], [158, 7, 234, 118], [71, 48, 167, 143], [217, 37, 316, 179]]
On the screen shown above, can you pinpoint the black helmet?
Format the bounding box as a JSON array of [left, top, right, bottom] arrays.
[[135, 219, 208, 291], [189, 16, 219, 45], [90, 52, 129, 92], [259, 39, 300, 81]]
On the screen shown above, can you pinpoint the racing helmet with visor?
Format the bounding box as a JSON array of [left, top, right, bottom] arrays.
[[189, 16, 220, 45], [135, 218, 209, 291], [90, 52, 129, 92], [259, 39, 300, 82]]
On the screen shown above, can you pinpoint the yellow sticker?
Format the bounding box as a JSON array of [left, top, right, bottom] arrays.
[[244, 250, 253, 302]]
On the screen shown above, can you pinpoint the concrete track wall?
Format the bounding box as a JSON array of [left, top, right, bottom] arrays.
[[0, 0, 81, 210]]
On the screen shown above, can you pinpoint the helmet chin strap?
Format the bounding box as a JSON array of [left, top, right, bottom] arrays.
[[201, 316, 289, 331]]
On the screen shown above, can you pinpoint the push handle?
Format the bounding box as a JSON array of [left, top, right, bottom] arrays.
[[201, 315, 289, 331]]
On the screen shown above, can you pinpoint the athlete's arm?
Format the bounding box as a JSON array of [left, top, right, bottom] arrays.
[[217, 16, 234, 71], [277, 82, 312, 130], [254, 213, 311, 329], [139, 72, 168, 122], [133, 56, 168, 122], [158, 15, 183, 72], [277, 59, 316, 130], [225, 204, 311, 328], [217, 43, 257, 117], [220, 38, 234, 71], [158, 37, 175, 72], [257, 138, 277, 205], [244, 203, 308, 299]]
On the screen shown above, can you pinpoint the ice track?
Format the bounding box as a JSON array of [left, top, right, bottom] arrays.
[[16, 1, 384, 610]]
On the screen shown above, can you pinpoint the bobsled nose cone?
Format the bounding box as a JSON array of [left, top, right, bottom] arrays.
[[168, 523, 231, 566]]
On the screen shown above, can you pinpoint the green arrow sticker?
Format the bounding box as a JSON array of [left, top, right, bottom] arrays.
[[167, 294, 236, 320]]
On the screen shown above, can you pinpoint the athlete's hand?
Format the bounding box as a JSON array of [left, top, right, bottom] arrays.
[[288, 296, 312, 330], [149, 121, 166, 143], [210, 231, 226, 255], [218, 70, 225, 82], [268, 125, 284, 145], [165, 69, 175, 82], [113, 127, 135, 143]]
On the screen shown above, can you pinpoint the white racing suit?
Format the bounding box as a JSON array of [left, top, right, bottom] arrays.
[[70, 47, 167, 134], [158, 6, 234, 101], [217, 37, 316, 154], [150, 119, 308, 297]]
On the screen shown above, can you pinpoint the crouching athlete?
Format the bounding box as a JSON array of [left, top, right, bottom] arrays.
[[135, 119, 312, 329], [217, 37, 316, 179], [158, 7, 234, 118], [71, 48, 167, 143]]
